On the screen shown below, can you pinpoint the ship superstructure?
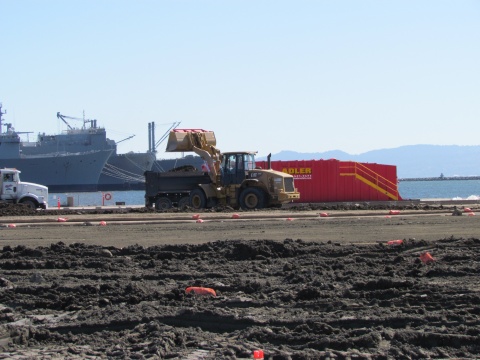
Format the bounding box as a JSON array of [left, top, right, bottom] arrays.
[[20, 112, 156, 191], [0, 103, 112, 192]]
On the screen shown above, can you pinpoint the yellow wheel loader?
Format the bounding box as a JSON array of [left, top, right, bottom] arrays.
[[145, 129, 300, 210]]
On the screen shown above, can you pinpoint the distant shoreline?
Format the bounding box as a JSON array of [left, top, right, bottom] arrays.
[[399, 176, 480, 182]]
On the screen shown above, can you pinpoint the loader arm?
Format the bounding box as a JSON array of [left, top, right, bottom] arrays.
[[166, 129, 222, 184]]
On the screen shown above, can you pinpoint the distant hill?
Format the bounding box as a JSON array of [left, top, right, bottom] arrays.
[[260, 145, 480, 178]]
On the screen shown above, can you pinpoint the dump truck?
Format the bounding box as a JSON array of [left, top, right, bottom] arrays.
[[0, 168, 48, 209], [145, 129, 300, 210]]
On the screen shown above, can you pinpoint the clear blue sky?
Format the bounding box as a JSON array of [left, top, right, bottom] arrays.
[[1, 0, 479, 159]]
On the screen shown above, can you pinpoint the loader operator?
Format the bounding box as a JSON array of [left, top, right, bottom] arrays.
[[201, 162, 209, 173]]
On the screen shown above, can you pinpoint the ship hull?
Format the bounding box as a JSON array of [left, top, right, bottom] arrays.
[[1, 150, 113, 192]]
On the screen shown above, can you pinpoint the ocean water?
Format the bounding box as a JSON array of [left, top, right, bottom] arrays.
[[49, 191, 145, 208], [49, 179, 480, 207], [399, 179, 480, 200]]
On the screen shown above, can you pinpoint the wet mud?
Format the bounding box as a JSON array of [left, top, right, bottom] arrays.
[[0, 235, 479, 359]]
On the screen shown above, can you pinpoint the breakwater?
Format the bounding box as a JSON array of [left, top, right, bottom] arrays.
[[399, 176, 480, 182]]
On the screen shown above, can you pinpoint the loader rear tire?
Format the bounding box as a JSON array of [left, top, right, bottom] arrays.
[[155, 197, 172, 210], [189, 189, 207, 209], [239, 188, 265, 210]]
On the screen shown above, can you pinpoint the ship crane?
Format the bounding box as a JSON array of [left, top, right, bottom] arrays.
[[57, 111, 137, 148], [116, 134, 135, 145], [148, 121, 181, 154], [56, 111, 97, 130]]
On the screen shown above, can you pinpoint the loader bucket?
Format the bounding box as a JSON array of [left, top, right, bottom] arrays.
[[166, 129, 217, 152]]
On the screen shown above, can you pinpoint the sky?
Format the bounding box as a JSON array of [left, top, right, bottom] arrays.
[[1, 0, 479, 159]]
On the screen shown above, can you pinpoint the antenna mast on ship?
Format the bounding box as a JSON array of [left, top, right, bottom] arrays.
[[0, 103, 5, 130]]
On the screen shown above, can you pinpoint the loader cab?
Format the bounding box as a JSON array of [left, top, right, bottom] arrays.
[[221, 152, 256, 186]]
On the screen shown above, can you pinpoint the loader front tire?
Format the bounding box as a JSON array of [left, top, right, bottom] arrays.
[[239, 188, 265, 210]]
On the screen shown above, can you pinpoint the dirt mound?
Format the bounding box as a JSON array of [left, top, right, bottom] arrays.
[[0, 203, 37, 217], [0, 237, 478, 358]]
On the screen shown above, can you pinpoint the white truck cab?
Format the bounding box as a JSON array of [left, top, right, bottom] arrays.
[[0, 168, 48, 209]]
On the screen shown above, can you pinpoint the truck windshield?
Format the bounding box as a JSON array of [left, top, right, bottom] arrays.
[[3, 173, 14, 182]]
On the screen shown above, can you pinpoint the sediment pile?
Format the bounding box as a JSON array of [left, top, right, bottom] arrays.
[[0, 237, 478, 358]]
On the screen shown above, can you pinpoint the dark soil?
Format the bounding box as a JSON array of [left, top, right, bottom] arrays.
[[0, 201, 470, 217], [0, 235, 479, 359]]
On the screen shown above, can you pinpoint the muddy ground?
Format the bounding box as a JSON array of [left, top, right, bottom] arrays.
[[0, 203, 479, 359]]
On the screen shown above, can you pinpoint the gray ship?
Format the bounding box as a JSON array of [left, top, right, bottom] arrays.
[[0, 103, 113, 192], [21, 112, 156, 191]]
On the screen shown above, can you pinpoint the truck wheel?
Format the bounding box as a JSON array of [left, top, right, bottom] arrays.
[[239, 188, 265, 210], [20, 199, 37, 209], [155, 197, 172, 210], [178, 197, 190, 210], [189, 189, 206, 209]]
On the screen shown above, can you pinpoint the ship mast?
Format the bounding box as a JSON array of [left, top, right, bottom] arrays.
[[0, 103, 5, 131]]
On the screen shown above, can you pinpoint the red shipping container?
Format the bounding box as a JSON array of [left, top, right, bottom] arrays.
[[256, 159, 401, 203]]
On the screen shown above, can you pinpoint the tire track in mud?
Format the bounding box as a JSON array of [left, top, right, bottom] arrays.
[[0, 208, 462, 227], [0, 237, 479, 358]]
